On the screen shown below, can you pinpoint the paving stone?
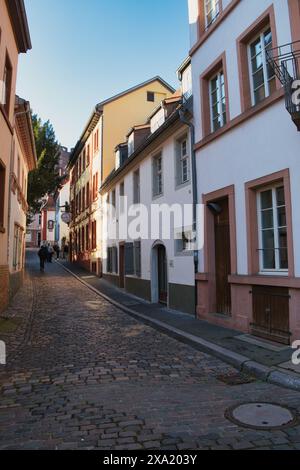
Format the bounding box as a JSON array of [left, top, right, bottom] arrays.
[[0, 251, 300, 451]]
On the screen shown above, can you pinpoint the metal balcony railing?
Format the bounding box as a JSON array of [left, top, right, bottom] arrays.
[[266, 40, 300, 130]]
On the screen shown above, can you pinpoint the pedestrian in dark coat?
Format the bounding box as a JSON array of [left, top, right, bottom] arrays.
[[53, 243, 60, 260], [38, 245, 48, 272], [47, 243, 54, 263]]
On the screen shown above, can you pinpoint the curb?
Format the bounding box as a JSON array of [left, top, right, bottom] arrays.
[[57, 261, 300, 393]]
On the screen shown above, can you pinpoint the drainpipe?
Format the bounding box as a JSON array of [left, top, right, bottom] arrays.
[[179, 105, 199, 319]]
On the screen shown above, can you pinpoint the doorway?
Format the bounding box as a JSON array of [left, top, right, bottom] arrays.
[[151, 243, 168, 305], [213, 197, 232, 315]]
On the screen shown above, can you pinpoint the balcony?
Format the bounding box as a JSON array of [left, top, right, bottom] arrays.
[[266, 40, 300, 130]]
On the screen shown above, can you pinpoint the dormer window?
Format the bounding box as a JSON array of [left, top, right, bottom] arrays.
[[147, 91, 155, 102], [205, 0, 220, 29]]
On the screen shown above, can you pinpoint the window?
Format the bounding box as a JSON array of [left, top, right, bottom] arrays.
[[205, 0, 220, 29], [2, 54, 12, 116], [248, 27, 276, 106], [82, 150, 86, 170], [111, 189, 116, 208], [153, 154, 163, 197], [257, 185, 288, 272], [87, 145, 90, 166], [133, 169, 140, 204], [209, 71, 226, 131], [93, 172, 98, 200], [119, 181, 125, 213], [94, 130, 99, 154], [147, 91, 155, 102], [0, 162, 5, 229], [86, 225, 89, 251], [176, 228, 195, 254], [107, 246, 118, 273], [176, 137, 190, 185], [91, 220, 97, 249], [86, 182, 90, 207], [81, 226, 85, 252], [82, 186, 85, 210]]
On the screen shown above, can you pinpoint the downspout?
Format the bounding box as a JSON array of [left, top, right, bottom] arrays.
[[179, 105, 199, 319]]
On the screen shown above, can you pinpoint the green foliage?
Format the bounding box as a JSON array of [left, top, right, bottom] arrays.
[[27, 114, 60, 216]]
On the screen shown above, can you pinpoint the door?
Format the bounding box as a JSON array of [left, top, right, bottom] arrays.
[[157, 245, 167, 304], [119, 244, 125, 288], [252, 286, 291, 344], [214, 197, 231, 315]]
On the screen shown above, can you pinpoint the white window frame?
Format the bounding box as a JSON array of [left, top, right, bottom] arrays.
[[248, 26, 275, 106], [179, 138, 189, 184], [205, 0, 220, 29], [257, 183, 288, 275], [209, 70, 226, 132]]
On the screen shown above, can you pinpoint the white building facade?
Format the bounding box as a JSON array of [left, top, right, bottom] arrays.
[[188, 0, 300, 343], [101, 79, 196, 314]]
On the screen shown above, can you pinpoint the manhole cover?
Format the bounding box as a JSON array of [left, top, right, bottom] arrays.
[[225, 402, 298, 430]]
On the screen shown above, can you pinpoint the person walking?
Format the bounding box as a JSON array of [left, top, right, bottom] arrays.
[[63, 243, 69, 260], [38, 244, 48, 272], [47, 243, 54, 263], [53, 243, 60, 260]]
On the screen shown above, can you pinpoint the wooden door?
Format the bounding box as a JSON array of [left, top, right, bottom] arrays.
[[252, 286, 291, 344], [214, 198, 231, 315], [119, 244, 125, 288], [157, 245, 167, 304]]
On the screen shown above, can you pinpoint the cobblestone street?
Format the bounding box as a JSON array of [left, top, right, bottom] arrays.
[[0, 250, 300, 450]]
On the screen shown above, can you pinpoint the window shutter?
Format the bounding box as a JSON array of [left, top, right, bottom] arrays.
[[125, 242, 134, 275], [134, 241, 141, 277], [113, 246, 118, 273]]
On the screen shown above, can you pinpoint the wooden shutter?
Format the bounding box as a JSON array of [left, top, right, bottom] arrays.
[[134, 241, 141, 277], [125, 243, 134, 275]]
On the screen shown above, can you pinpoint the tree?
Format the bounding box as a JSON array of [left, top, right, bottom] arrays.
[[27, 114, 60, 217]]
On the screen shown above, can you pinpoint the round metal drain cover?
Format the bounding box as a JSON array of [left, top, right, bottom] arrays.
[[225, 402, 298, 430]]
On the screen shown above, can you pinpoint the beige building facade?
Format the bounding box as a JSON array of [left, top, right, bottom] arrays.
[[0, 0, 32, 311]]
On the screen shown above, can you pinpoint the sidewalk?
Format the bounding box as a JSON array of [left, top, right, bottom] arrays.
[[57, 259, 300, 392]]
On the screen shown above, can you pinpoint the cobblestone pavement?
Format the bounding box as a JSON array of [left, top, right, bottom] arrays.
[[0, 250, 300, 450]]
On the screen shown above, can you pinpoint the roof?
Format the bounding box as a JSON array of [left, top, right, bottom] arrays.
[[15, 95, 37, 171], [68, 77, 175, 168], [177, 56, 191, 80], [5, 0, 32, 53], [96, 76, 175, 110]]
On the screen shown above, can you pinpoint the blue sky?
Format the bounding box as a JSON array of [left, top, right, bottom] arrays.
[[17, 0, 190, 149]]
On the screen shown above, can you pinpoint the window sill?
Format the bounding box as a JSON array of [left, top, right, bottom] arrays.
[[175, 180, 191, 191], [228, 274, 300, 289]]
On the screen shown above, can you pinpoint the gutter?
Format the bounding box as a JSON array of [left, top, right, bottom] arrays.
[[179, 99, 199, 319]]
